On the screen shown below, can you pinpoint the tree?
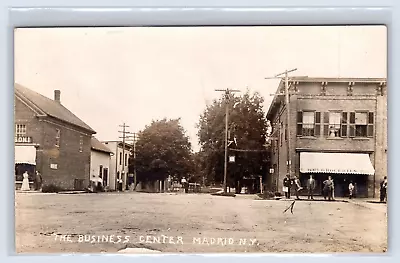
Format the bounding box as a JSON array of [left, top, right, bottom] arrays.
[[132, 118, 194, 183], [196, 89, 269, 191]]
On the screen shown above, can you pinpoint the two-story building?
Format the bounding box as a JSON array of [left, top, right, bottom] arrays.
[[267, 77, 387, 198], [14, 83, 96, 190], [90, 137, 113, 188], [102, 141, 132, 191]]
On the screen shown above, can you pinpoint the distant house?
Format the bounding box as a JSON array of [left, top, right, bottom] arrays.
[[90, 137, 113, 189], [102, 141, 132, 191], [14, 83, 96, 190]]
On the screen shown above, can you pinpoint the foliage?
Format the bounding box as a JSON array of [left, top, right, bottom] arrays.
[[196, 89, 269, 187], [131, 118, 194, 182], [41, 184, 62, 193]]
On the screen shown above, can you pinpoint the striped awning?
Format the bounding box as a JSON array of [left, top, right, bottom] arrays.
[[300, 152, 375, 175], [15, 145, 36, 165]]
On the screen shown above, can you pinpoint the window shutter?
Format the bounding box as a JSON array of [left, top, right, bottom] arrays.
[[367, 112, 374, 137], [297, 111, 303, 123], [323, 112, 329, 136], [349, 112, 356, 137], [315, 112, 321, 136], [341, 112, 348, 137], [297, 111, 302, 136]]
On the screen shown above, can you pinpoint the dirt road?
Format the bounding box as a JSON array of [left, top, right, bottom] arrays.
[[15, 192, 387, 253]]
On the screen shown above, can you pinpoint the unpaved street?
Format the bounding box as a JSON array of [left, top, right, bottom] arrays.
[[15, 192, 387, 253]]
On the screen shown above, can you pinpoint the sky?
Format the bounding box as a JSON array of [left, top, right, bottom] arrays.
[[14, 26, 387, 152]]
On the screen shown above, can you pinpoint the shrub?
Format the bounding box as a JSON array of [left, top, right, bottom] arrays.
[[211, 192, 236, 197], [41, 184, 62, 193]]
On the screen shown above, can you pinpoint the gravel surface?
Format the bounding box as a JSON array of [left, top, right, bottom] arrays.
[[15, 192, 387, 254]]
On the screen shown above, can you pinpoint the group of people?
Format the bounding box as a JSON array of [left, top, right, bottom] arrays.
[[282, 174, 368, 201], [20, 170, 42, 191]]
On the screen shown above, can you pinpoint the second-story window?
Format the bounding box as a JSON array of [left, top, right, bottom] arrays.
[[119, 152, 122, 165], [125, 153, 128, 166], [297, 111, 315, 137], [79, 136, 83, 152], [328, 112, 341, 137], [55, 129, 61, 147], [349, 112, 374, 138], [15, 124, 27, 137]]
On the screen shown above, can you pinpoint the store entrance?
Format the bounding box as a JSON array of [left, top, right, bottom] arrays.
[[300, 173, 368, 198]]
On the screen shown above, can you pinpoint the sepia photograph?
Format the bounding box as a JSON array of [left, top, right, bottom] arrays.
[[13, 25, 387, 254]]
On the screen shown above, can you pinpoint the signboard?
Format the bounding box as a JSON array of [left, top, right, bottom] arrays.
[[50, 164, 58, 170], [229, 156, 235, 163], [15, 136, 33, 143]]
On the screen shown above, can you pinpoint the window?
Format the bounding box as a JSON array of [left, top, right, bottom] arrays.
[[15, 124, 27, 137], [349, 112, 374, 137], [79, 136, 83, 152], [328, 112, 341, 137], [99, 165, 103, 178], [119, 152, 122, 165], [297, 111, 315, 137], [55, 129, 61, 147], [125, 154, 128, 166]]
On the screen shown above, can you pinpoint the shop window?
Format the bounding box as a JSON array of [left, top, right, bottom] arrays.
[[55, 129, 61, 147], [297, 111, 315, 136], [15, 124, 27, 137]]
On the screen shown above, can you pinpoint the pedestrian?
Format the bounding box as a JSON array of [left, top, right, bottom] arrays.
[[293, 175, 302, 200], [380, 176, 387, 203], [34, 171, 43, 191], [283, 175, 290, 198], [348, 181, 354, 199], [21, 171, 30, 191], [306, 174, 316, 200], [323, 176, 334, 201], [181, 177, 187, 193]]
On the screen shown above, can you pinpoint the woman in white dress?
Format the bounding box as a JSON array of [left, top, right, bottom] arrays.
[[21, 171, 30, 191]]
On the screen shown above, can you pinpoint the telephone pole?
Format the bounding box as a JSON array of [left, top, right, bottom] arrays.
[[265, 68, 298, 179], [215, 88, 240, 193], [118, 123, 135, 191], [132, 132, 139, 190]]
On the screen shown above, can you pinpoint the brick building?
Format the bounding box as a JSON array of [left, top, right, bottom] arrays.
[[14, 84, 96, 190], [266, 77, 387, 198]]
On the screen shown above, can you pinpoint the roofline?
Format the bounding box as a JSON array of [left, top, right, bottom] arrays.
[[266, 77, 387, 119], [91, 147, 113, 154], [15, 84, 97, 134]]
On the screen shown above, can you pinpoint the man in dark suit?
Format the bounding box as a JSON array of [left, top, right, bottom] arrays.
[[306, 174, 316, 200]]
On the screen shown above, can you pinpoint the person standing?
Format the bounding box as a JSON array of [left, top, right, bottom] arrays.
[[348, 181, 355, 199], [306, 174, 316, 200], [181, 177, 187, 193], [323, 176, 334, 201], [380, 176, 388, 203], [34, 171, 43, 191], [293, 175, 302, 200], [21, 171, 30, 191], [283, 175, 290, 198]]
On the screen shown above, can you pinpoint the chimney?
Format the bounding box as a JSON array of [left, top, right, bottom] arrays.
[[54, 90, 61, 103]]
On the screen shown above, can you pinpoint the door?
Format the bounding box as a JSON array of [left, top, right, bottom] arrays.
[[103, 168, 108, 187]]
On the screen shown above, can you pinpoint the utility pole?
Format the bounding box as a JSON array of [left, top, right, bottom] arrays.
[[132, 132, 139, 190], [265, 68, 298, 180], [118, 123, 135, 191], [215, 88, 240, 193]]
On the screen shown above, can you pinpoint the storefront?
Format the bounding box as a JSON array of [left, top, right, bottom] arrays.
[[299, 152, 375, 197], [15, 144, 37, 188]]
